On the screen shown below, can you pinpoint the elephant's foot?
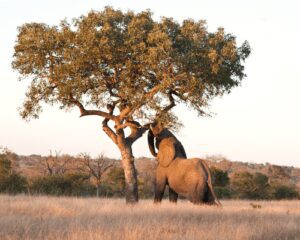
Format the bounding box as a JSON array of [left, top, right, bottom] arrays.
[[168, 188, 178, 204]]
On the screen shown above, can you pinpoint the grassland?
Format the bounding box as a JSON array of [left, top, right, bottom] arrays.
[[0, 195, 299, 240]]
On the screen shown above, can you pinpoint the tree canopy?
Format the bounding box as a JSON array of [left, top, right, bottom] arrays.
[[13, 7, 250, 126]]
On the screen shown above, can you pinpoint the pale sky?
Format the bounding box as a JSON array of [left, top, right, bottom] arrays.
[[0, 0, 299, 167]]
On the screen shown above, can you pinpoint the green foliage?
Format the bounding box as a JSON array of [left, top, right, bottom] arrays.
[[105, 167, 125, 196], [252, 172, 269, 198], [231, 172, 253, 198], [0, 155, 27, 194], [12, 6, 250, 124], [210, 167, 231, 199], [231, 171, 270, 199], [271, 185, 299, 200], [138, 177, 154, 198], [30, 173, 94, 196], [210, 167, 229, 187], [0, 173, 27, 194], [94, 183, 115, 197], [214, 186, 232, 199]]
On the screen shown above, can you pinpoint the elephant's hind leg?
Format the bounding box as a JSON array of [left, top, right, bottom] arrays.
[[168, 187, 178, 203], [189, 182, 206, 204], [203, 186, 215, 204]]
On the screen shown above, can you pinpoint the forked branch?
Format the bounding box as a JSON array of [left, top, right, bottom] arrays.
[[125, 121, 150, 145], [162, 92, 176, 113]]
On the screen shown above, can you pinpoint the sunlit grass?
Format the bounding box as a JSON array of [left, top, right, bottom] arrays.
[[0, 195, 299, 240]]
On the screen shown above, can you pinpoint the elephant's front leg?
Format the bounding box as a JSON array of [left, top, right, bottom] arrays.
[[154, 169, 167, 203], [168, 187, 178, 203]]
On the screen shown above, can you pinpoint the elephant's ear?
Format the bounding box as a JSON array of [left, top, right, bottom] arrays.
[[147, 129, 157, 157], [157, 139, 176, 167]]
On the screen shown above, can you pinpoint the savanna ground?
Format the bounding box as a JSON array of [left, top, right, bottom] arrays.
[[0, 195, 299, 240]]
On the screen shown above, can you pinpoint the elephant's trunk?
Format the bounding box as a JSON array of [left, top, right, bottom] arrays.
[[147, 129, 157, 157]]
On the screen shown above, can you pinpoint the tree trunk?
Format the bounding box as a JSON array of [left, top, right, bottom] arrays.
[[96, 184, 100, 198], [119, 144, 138, 204]]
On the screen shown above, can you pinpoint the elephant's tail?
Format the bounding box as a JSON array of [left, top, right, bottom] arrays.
[[201, 160, 222, 207]]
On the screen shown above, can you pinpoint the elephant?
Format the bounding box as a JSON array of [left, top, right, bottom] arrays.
[[148, 122, 221, 206], [148, 121, 187, 203]]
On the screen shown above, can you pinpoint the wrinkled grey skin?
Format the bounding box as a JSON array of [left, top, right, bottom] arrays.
[[148, 122, 221, 206]]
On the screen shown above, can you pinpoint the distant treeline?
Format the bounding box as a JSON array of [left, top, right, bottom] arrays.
[[0, 149, 299, 200]]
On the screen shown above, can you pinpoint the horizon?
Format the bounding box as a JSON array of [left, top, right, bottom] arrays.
[[8, 150, 300, 169], [1, 0, 300, 167]]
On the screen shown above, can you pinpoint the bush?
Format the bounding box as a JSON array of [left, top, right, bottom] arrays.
[[271, 185, 299, 199], [0, 154, 28, 194], [210, 167, 230, 187], [251, 172, 270, 199], [230, 172, 255, 199], [230, 171, 270, 199], [30, 173, 95, 196], [214, 186, 232, 199], [138, 178, 154, 199], [0, 173, 27, 194], [104, 167, 125, 197], [95, 183, 115, 197]]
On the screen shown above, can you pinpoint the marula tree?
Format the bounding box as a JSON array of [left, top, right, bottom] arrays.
[[12, 7, 250, 203]]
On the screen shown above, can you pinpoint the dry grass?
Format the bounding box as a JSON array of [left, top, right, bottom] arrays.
[[0, 195, 299, 240]]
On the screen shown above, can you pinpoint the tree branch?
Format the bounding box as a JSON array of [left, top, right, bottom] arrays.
[[69, 94, 116, 120], [162, 92, 176, 113], [124, 121, 150, 145], [127, 127, 148, 145], [119, 106, 132, 120], [114, 120, 142, 131], [172, 90, 188, 101], [102, 104, 118, 144], [81, 154, 114, 182], [102, 120, 118, 144]]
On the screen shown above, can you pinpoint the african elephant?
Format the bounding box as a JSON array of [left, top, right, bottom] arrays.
[[148, 122, 187, 203], [148, 122, 221, 206]]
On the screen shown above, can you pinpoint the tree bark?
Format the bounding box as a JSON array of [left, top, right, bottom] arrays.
[[119, 143, 138, 204], [96, 183, 100, 198]]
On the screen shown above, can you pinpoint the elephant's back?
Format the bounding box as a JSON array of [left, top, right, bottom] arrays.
[[187, 158, 208, 180], [170, 158, 206, 176], [168, 158, 207, 196]]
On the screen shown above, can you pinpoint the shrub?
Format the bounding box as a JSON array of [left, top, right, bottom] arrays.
[[214, 186, 232, 199], [0, 173, 27, 194], [251, 172, 270, 199], [105, 167, 125, 197], [30, 173, 95, 196], [271, 185, 299, 199], [95, 183, 115, 197], [138, 178, 154, 199], [210, 167, 230, 187], [0, 154, 27, 194], [230, 171, 270, 199], [231, 172, 255, 198]]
